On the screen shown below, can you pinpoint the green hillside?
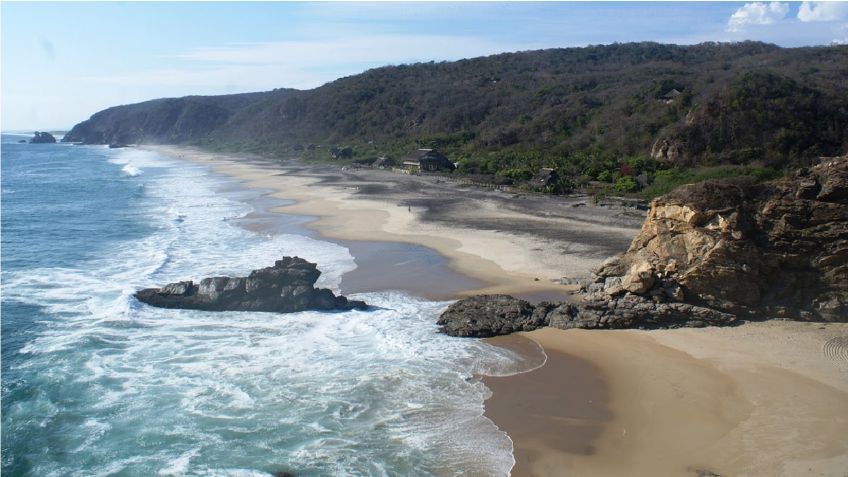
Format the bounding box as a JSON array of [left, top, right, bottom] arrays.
[[64, 41, 848, 194]]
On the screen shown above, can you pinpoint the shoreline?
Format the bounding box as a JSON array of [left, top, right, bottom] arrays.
[[145, 145, 643, 302], [142, 145, 848, 477]]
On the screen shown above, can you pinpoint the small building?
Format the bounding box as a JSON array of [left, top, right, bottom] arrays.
[[403, 149, 455, 172], [661, 89, 682, 104], [531, 168, 560, 188]]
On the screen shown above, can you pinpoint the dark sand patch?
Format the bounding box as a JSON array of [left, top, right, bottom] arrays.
[[483, 334, 611, 477]]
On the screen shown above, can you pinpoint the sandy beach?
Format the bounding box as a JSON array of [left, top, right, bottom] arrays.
[[147, 145, 644, 302], [147, 145, 848, 477], [490, 324, 848, 477]]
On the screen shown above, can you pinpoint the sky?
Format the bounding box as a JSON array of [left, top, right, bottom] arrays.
[[2, 1, 847, 131]]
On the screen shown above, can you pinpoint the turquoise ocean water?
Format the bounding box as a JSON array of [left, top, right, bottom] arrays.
[[1, 134, 531, 477]]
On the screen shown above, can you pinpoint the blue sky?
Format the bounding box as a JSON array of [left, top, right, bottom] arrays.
[[3, 1, 847, 130]]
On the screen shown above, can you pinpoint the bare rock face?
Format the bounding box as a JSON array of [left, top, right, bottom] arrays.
[[621, 262, 655, 294], [593, 156, 848, 322], [135, 257, 367, 313], [650, 137, 685, 163]]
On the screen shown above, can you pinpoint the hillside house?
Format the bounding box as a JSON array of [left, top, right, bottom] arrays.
[[403, 149, 455, 172]]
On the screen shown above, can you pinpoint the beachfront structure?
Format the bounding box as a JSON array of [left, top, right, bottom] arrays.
[[402, 149, 455, 172]]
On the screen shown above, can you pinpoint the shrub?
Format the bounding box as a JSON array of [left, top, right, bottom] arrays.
[[614, 176, 639, 193]]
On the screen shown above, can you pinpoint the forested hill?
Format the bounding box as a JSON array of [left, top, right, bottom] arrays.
[[65, 41, 847, 172]]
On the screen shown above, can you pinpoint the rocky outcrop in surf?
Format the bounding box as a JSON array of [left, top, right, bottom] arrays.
[[439, 155, 848, 336], [29, 131, 56, 144], [135, 257, 367, 313]]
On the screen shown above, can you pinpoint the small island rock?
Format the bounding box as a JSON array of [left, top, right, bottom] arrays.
[[135, 257, 367, 313], [29, 131, 57, 144]]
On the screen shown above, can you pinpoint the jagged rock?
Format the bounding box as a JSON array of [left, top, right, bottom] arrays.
[[593, 254, 627, 279], [436, 292, 736, 336], [135, 257, 367, 313], [436, 295, 543, 337], [621, 261, 655, 294], [593, 156, 848, 322], [553, 293, 738, 330], [29, 131, 56, 144]]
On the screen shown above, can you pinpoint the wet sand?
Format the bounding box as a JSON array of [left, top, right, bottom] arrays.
[[489, 325, 848, 477], [483, 335, 611, 477], [220, 178, 487, 300]]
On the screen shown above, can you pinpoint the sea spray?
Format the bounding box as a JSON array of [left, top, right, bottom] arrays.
[[1, 137, 533, 476]]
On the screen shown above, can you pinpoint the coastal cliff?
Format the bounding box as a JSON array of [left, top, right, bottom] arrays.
[[589, 155, 847, 322], [439, 156, 848, 336]]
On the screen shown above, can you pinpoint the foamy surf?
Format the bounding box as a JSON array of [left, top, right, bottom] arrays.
[[121, 163, 143, 176], [2, 141, 528, 476]]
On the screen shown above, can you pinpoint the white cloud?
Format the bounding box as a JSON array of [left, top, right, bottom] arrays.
[[798, 2, 848, 22], [831, 23, 848, 43], [727, 2, 790, 31]]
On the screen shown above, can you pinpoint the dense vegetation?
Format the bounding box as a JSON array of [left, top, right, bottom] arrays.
[[64, 41, 848, 196]]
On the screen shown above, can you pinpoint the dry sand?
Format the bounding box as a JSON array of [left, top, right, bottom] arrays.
[[146, 145, 848, 477], [490, 323, 848, 477]]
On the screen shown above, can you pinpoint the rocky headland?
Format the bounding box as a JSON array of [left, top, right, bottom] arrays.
[[135, 257, 367, 313], [439, 156, 848, 336]]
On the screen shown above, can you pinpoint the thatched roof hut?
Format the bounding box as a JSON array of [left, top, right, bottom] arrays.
[[403, 149, 455, 172], [661, 88, 682, 100]]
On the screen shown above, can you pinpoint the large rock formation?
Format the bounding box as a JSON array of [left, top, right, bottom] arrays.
[[593, 156, 847, 322], [29, 131, 56, 144], [438, 156, 847, 336], [135, 257, 367, 313]]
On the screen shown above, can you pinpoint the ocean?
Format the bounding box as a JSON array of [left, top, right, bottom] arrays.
[[0, 134, 534, 476]]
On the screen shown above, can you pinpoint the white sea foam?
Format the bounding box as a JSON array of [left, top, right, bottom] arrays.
[[121, 163, 143, 176], [2, 147, 528, 476]]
